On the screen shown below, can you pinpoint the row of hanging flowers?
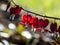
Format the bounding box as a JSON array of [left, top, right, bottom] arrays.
[[5, 0, 60, 34], [21, 13, 60, 34]]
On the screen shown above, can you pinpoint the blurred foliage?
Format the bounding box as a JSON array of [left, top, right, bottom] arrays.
[[3, 28, 10, 34], [16, 24, 24, 34]]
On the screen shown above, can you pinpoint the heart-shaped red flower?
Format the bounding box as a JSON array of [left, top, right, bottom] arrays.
[[27, 15, 32, 23], [28, 16, 39, 28], [43, 19, 49, 28], [38, 19, 49, 28], [10, 7, 15, 14], [29, 16, 35, 24], [15, 6, 22, 15], [32, 18, 38, 28], [29, 16, 35, 27], [22, 14, 27, 23], [50, 22, 57, 33], [38, 19, 44, 27], [10, 5, 22, 15], [22, 14, 32, 23]]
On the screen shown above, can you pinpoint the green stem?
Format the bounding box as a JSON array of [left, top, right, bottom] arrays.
[[26, 39, 31, 45], [11, 0, 17, 6]]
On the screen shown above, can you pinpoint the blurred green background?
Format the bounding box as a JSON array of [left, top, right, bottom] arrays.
[[13, 0, 60, 25]]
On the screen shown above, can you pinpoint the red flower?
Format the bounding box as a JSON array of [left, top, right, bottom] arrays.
[[10, 7, 15, 14], [32, 18, 38, 28], [38, 19, 49, 28], [50, 22, 57, 33], [22, 14, 27, 23], [15, 6, 22, 15], [10, 5, 22, 15], [27, 15, 32, 23]]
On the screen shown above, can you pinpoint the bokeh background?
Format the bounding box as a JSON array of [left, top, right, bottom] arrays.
[[0, 0, 60, 45]]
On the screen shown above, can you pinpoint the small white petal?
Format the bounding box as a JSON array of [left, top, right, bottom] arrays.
[[34, 33, 40, 38], [21, 31, 32, 39], [0, 42, 3, 45], [0, 4, 7, 11], [0, 32, 10, 38], [2, 40, 9, 45], [0, 24, 5, 31], [8, 23, 16, 30], [42, 36, 52, 42]]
